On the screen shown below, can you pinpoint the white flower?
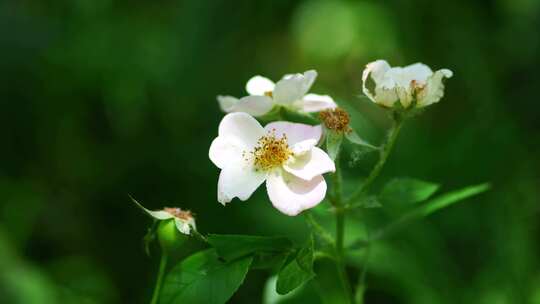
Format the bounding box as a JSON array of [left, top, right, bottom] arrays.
[[217, 70, 337, 117], [209, 112, 335, 216], [131, 198, 196, 235], [362, 60, 453, 108]]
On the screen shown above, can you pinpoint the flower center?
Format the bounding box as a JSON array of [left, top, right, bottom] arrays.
[[249, 130, 292, 171], [164, 207, 194, 221], [264, 91, 273, 98]]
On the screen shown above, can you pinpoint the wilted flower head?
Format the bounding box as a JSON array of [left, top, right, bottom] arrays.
[[319, 107, 351, 133], [131, 198, 196, 235], [217, 70, 337, 116], [362, 60, 453, 109], [209, 112, 335, 216]]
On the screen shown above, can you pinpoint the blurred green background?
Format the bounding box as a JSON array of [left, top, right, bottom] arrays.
[[1, 0, 539, 303]]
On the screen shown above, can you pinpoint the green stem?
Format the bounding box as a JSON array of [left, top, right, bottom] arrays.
[[332, 155, 353, 303], [150, 253, 168, 304], [347, 115, 404, 206], [304, 212, 335, 246]]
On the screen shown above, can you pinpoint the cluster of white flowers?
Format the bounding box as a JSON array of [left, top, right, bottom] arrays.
[[210, 61, 452, 216]]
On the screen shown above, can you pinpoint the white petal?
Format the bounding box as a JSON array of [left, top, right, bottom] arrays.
[[174, 218, 191, 235], [218, 112, 265, 148], [209, 135, 246, 170], [284, 147, 335, 181], [401, 63, 433, 84], [266, 171, 327, 216], [218, 163, 267, 204], [264, 121, 322, 145], [228, 95, 273, 116], [416, 68, 453, 107], [217, 95, 238, 112], [300, 70, 318, 95], [246, 76, 275, 96], [373, 87, 399, 107], [301, 94, 337, 112], [362, 60, 391, 102], [290, 139, 317, 155], [273, 70, 318, 104]]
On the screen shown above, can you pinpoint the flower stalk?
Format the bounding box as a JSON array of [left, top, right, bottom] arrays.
[[347, 113, 404, 207], [150, 253, 168, 304], [332, 155, 353, 303]]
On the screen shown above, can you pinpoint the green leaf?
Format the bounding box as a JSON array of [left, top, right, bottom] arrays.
[[419, 183, 490, 216], [276, 236, 315, 295], [314, 259, 351, 304], [207, 234, 293, 261], [160, 249, 252, 304], [355, 194, 382, 209], [325, 130, 343, 161], [368, 183, 491, 242], [380, 178, 440, 205], [345, 130, 378, 150], [251, 251, 289, 270]]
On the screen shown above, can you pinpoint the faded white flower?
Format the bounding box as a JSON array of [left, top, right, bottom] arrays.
[[209, 112, 335, 216], [218, 70, 337, 116], [131, 198, 196, 235], [362, 60, 453, 108]]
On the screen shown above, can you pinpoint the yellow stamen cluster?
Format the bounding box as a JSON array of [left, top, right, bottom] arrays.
[[319, 108, 351, 133], [249, 130, 292, 171], [164, 207, 194, 221], [264, 91, 273, 98]]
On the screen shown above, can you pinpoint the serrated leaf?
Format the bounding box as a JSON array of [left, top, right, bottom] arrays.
[[325, 130, 343, 161], [345, 130, 378, 150], [380, 178, 440, 205], [207, 234, 293, 261], [160, 249, 252, 304], [419, 183, 490, 216], [276, 236, 315, 295]]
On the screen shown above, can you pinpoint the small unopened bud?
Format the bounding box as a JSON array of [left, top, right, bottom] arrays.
[[319, 108, 351, 133]]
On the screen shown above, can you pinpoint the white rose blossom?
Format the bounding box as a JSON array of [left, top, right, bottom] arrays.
[[209, 112, 335, 216], [217, 70, 337, 117], [362, 60, 453, 108]]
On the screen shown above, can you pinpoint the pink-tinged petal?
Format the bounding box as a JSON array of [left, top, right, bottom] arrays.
[[209, 136, 246, 170], [301, 94, 337, 112], [266, 171, 327, 216], [218, 112, 265, 148], [217, 163, 267, 205], [264, 121, 322, 145], [228, 95, 273, 116], [217, 95, 239, 113], [284, 147, 335, 181], [246, 75, 275, 95]]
